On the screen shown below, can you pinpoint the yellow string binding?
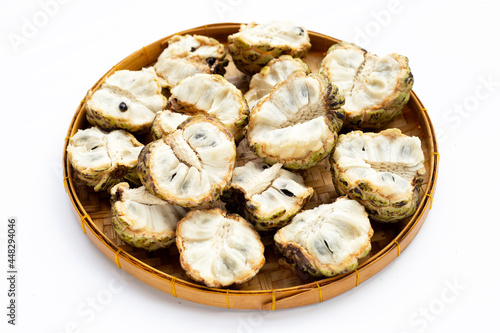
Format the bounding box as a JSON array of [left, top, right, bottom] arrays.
[[355, 269, 360, 287], [171, 277, 177, 298], [225, 290, 230, 309], [270, 290, 276, 311], [63, 176, 69, 193], [426, 193, 434, 209], [394, 240, 401, 256], [80, 214, 89, 234], [433, 151, 440, 163], [315, 281, 323, 302], [114, 248, 122, 269]]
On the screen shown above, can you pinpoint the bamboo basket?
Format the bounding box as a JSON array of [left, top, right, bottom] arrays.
[[62, 23, 439, 310]]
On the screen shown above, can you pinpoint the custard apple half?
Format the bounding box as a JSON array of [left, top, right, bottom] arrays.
[[331, 128, 426, 223], [226, 161, 314, 231], [228, 21, 311, 76], [320, 42, 413, 129], [247, 70, 345, 169], [154, 34, 228, 89], [86, 68, 167, 133], [245, 55, 310, 111], [66, 127, 143, 192], [110, 182, 187, 251], [274, 196, 373, 277], [162, 73, 249, 141], [176, 208, 265, 288], [137, 116, 236, 208]]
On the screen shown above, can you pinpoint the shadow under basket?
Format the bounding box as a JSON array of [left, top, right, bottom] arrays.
[[63, 23, 439, 310]]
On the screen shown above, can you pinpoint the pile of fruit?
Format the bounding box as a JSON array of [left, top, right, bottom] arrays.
[[67, 21, 425, 288]]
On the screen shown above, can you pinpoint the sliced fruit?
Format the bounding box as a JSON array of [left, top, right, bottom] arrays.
[[274, 196, 373, 277], [176, 208, 265, 288]]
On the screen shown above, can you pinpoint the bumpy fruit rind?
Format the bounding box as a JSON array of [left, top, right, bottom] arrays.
[[330, 128, 425, 223], [154, 34, 228, 89], [176, 208, 265, 288], [137, 115, 236, 208], [154, 73, 249, 142], [86, 68, 167, 133], [66, 127, 143, 192], [320, 41, 413, 129], [110, 182, 187, 251], [274, 197, 373, 277], [247, 70, 345, 169], [228, 21, 311, 76], [224, 161, 313, 231]]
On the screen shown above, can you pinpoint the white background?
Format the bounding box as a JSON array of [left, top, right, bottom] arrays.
[[1, 0, 499, 332]]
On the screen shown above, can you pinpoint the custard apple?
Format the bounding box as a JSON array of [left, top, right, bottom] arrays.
[[331, 128, 425, 223], [154, 34, 228, 89], [228, 21, 311, 76], [110, 182, 187, 251], [320, 42, 413, 128], [225, 161, 313, 231], [247, 70, 345, 169], [137, 116, 236, 208], [66, 127, 143, 191], [274, 196, 373, 277], [176, 208, 265, 288], [160, 73, 249, 141], [86, 68, 167, 133]]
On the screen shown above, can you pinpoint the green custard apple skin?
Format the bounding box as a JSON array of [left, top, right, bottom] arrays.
[[228, 21, 312, 76], [330, 128, 426, 223], [320, 41, 414, 129]]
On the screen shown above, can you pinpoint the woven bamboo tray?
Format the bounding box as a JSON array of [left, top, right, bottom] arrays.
[[63, 23, 439, 310]]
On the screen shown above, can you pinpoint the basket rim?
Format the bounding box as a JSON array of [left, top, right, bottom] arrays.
[[62, 22, 439, 308]]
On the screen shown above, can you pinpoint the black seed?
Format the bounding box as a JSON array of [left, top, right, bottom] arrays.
[[324, 240, 333, 253], [206, 57, 216, 66], [297, 27, 305, 36], [190, 47, 196, 52], [170, 173, 177, 181], [194, 132, 206, 140], [119, 102, 128, 112], [91, 146, 99, 151], [280, 189, 295, 197], [401, 145, 411, 157], [362, 146, 366, 152]]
